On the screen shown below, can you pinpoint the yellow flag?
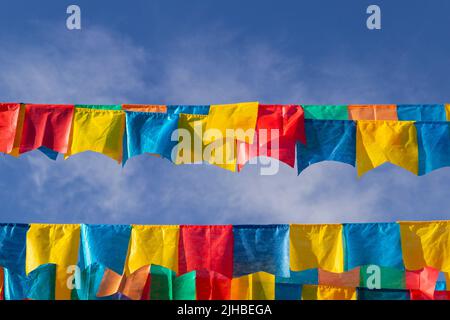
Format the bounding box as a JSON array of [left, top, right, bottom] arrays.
[[8, 104, 26, 157], [125, 225, 179, 275], [356, 120, 418, 176], [446, 104, 450, 120], [26, 224, 80, 275], [302, 285, 356, 300], [290, 224, 344, 273], [55, 265, 72, 300], [176, 113, 237, 172], [230, 272, 275, 300], [65, 108, 125, 163], [399, 221, 450, 272], [205, 102, 258, 144]]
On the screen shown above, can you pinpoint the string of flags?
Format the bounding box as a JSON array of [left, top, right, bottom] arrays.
[[1, 102, 450, 175], [0, 221, 449, 300]]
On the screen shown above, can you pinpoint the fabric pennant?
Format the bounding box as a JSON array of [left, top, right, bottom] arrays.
[[231, 272, 275, 300], [415, 122, 450, 175], [302, 105, 348, 120], [348, 105, 398, 120], [122, 104, 167, 113], [397, 104, 446, 121], [0, 103, 21, 154]]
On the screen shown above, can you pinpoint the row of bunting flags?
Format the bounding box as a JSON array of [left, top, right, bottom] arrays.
[[0, 221, 450, 300], [1, 103, 450, 175]]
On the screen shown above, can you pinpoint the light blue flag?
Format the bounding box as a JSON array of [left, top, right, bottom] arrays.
[[0, 223, 28, 274], [4, 264, 56, 300], [397, 104, 446, 121], [276, 269, 318, 285], [79, 224, 131, 275], [233, 225, 290, 278], [344, 223, 404, 270], [124, 112, 179, 163], [415, 122, 450, 175], [72, 263, 106, 300], [297, 120, 356, 174], [357, 288, 410, 300], [167, 105, 210, 115]]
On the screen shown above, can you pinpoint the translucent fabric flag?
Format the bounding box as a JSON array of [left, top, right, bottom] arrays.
[[446, 104, 450, 120], [230, 272, 275, 300], [343, 223, 403, 270], [79, 224, 131, 275], [8, 104, 26, 157], [125, 225, 179, 275], [318, 268, 360, 287], [205, 102, 259, 144], [176, 113, 237, 171], [4, 263, 56, 300], [150, 265, 196, 300], [397, 104, 446, 121], [75, 104, 122, 111], [19, 104, 74, 154], [232, 225, 290, 277], [290, 224, 344, 273], [122, 104, 167, 113], [124, 112, 179, 162], [415, 122, 450, 175], [357, 288, 410, 300], [359, 265, 405, 289], [302, 285, 356, 300], [178, 225, 233, 278], [0, 103, 21, 153], [406, 266, 440, 300], [97, 265, 150, 300], [71, 263, 105, 300], [348, 105, 398, 120], [399, 221, 450, 272], [302, 105, 348, 120], [356, 120, 419, 176], [0, 223, 29, 274], [66, 108, 125, 163], [297, 120, 356, 174], [237, 105, 305, 170], [167, 105, 210, 115], [195, 270, 231, 300]]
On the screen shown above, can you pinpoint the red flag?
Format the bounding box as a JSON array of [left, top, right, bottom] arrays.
[[0, 103, 21, 154], [178, 225, 233, 279], [195, 270, 231, 300], [406, 266, 440, 300], [237, 105, 305, 171], [19, 104, 74, 154]]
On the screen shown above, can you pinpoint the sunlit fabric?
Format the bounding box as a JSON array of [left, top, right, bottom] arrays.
[[122, 104, 167, 113], [206, 102, 259, 144], [415, 122, 450, 175], [178, 225, 233, 278], [237, 105, 305, 170], [66, 108, 125, 163], [79, 224, 131, 275], [124, 111, 179, 163], [357, 288, 410, 300], [359, 265, 406, 289], [406, 267, 440, 300], [71, 264, 105, 300], [318, 268, 360, 287], [297, 120, 356, 174], [397, 104, 446, 121], [125, 225, 179, 275], [302, 285, 356, 300], [399, 221, 450, 272], [348, 105, 398, 120], [290, 224, 344, 273], [356, 120, 418, 176], [75, 105, 122, 110], [0, 223, 28, 274], [19, 104, 74, 154], [167, 105, 210, 115], [343, 223, 403, 270], [230, 272, 275, 300], [150, 265, 196, 300], [232, 225, 290, 277], [0, 103, 21, 153], [195, 270, 231, 300], [302, 105, 348, 120], [446, 104, 450, 120]]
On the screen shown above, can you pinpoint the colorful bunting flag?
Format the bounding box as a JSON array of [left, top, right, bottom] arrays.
[[348, 105, 398, 120], [230, 272, 275, 300], [0, 103, 21, 154], [415, 122, 450, 175], [397, 104, 446, 121], [302, 105, 348, 120]]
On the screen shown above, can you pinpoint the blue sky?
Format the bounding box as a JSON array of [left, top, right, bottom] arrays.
[[0, 0, 449, 224]]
